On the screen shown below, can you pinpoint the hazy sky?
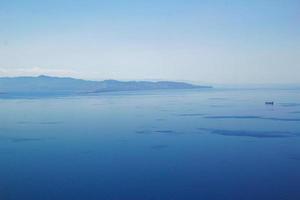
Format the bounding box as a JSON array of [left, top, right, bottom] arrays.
[[0, 0, 299, 84]]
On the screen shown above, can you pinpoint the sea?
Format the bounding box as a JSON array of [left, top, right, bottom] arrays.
[[0, 88, 300, 200]]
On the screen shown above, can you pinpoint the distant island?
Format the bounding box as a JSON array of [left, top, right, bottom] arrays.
[[0, 75, 212, 97]]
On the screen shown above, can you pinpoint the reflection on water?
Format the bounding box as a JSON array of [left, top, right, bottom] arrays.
[[205, 115, 300, 122], [205, 115, 260, 119], [0, 89, 300, 200], [290, 111, 300, 114], [280, 103, 300, 107], [154, 130, 177, 134], [136, 129, 180, 135], [10, 138, 44, 143], [198, 128, 298, 138], [177, 113, 205, 117], [289, 154, 300, 161]]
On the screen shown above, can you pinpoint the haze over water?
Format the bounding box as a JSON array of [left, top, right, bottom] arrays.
[[1, 88, 300, 200]]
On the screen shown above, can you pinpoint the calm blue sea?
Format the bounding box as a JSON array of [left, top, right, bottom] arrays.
[[0, 89, 300, 200]]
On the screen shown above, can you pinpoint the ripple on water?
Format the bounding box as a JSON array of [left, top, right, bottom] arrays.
[[11, 138, 43, 143], [205, 116, 260, 119], [290, 111, 300, 114], [155, 130, 176, 134], [136, 130, 179, 135], [280, 103, 300, 107], [205, 116, 300, 122], [177, 113, 205, 117], [198, 128, 297, 138], [17, 121, 64, 125], [289, 154, 300, 161]]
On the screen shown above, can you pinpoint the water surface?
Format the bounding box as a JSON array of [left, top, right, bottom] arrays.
[[0, 89, 300, 200]]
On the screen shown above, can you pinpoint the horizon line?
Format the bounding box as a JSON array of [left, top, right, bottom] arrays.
[[1, 74, 300, 87]]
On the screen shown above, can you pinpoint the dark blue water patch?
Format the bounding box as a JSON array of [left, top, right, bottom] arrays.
[[263, 117, 300, 122], [155, 130, 176, 134], [150, 144, 169, 150], [205, 116, 260, 119], [177, 113, 205, 117], [0, 137, 42, 143], [17, 121, 64, 125], [198, 128, 297, 138], [0, 135, 52, 143], [290, 111, 300, 114], [280, 103, 300, 107], [289, 154, 300, 161], [205, 116, 300, 122], [10, 137, 43, 143], [156, 118, 166, 121]]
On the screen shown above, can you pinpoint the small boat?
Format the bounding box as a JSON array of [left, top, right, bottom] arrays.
[[265, 101, 274, 105]]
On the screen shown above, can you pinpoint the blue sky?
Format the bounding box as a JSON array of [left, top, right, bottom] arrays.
[[0, 0, 299, 84]]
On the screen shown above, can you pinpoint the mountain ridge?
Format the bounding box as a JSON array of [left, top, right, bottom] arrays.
[[0, 75, 212, 96]]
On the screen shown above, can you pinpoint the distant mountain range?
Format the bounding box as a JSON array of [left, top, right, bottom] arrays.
[[0, 75, 212, 97]]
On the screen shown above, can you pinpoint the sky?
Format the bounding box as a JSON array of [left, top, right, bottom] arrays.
[[0, 0, 299, 84]]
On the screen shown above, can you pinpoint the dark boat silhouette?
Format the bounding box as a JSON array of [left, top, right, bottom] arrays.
[[265, 101, 274, 105]]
